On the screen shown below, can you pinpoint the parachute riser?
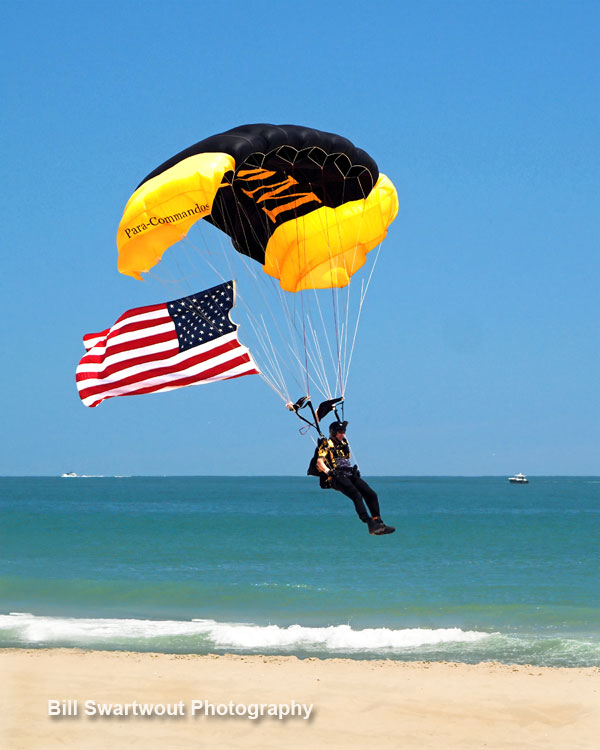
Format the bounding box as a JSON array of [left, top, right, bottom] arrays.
[[286, 395, 345, 438]]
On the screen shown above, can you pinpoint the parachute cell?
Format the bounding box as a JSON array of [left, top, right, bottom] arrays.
[[262, 174, 398, 291], [117, 152, 235, 281]]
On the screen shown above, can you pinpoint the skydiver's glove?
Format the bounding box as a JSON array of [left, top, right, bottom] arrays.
[[352, 465, 361, 478]]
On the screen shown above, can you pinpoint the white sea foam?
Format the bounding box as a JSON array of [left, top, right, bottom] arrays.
[[0, 613, 202, 642], [193, 621, 490, 650], [0, 613, 490, 651]]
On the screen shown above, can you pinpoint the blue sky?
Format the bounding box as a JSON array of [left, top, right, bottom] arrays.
[[2, 0, 598, 475]]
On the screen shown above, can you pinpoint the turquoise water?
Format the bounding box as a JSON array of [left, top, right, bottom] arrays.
[[1, 476, 599, 666]]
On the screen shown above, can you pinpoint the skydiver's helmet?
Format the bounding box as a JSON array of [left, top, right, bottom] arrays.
[[329, 420, 348, 437]]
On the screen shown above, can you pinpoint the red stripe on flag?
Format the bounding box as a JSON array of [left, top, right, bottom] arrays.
[[83, 304, 166, 346], [112, 302, 166, 324], [104, 310, 172, 338], [83, 328, 110, 346], [76, 338, 242, 384], [80, 352, 258, 407], [78, 330, 178, 365], [77, 341, 248, 400]]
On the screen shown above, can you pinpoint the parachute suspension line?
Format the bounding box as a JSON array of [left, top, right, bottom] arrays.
[[308, 201, 343, 398], [228, 229, 307, 401], [228, 255, 294, 401], [305, 273, 341, 399], [162, 194, 380, 413], [170, 246, 194, 295], [334, 173, 375, 395], [286, 163, 310, 401], [258, 311, 289, 400], [218, 170, 304, 400], [220, 157, 355, 411], [268, 275, 307, 396], [147, 240, 202, 293], [229, 281, 296, 401], [239, 307, 289, 400], [182, 232, 228, 284], [214, 173, 326, 403], [304, 266, 339, 400], [181, 232, 292, 402], [339, 245, 355, 399], [298, 314, 330, 399], [286, 339, 331, 400], [148, 243, 232, 342], [332, 196, 349, 398], [242, 233, 339, 405], [328, 285, 342, 397], [189, 191, 300, 403], [315, 162, 341, 399], [300, 290, 311, 397], [265, 255, 321, 399], [264, 267, 333, 401], [341, 274, 353, 399], [343, 239, 384, 394], [258, 373, 292, 402], [338, 171, 371, 398], [294, 199, 346, 403], [291, 204, 311, 400], [309, 165, 340, 399], [306, 315, 334, 397], [286, 170, 333, 403]]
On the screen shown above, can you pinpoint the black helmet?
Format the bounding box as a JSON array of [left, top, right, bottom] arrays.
[[329, 420, 348, 436]]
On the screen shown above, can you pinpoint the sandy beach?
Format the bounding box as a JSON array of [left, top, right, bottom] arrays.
[[1, 650, 598, 750]]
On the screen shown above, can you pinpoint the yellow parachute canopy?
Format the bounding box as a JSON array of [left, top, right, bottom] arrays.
[[117, 124, 398, 292]]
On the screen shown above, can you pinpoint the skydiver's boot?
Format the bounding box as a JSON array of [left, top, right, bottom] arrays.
[[368, 516, 396, 535]]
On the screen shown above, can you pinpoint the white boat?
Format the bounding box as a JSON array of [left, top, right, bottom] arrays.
[[508, 473, 528, 484], [61, 472, 78, 478]]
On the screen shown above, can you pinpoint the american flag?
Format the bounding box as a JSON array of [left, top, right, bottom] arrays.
[[76, 281, 259, 407]]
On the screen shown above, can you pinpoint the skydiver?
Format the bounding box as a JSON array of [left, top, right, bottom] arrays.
[[311, 421, 395, 535]]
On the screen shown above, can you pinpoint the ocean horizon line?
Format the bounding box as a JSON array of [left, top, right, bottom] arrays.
[[2, 474, 599, 479]]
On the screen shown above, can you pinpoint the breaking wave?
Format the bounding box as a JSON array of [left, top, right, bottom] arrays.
[[0, 612, 489, 653]]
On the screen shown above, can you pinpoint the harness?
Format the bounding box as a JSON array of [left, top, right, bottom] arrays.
[[320, 437, 351, 471], [295, 395, 349, 490], [307, 437, 354, 489]]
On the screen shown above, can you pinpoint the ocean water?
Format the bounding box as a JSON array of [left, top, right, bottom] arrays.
[[1, 476, 599, 667]]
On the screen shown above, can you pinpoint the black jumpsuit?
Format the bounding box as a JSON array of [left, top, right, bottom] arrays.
[[317, 437, 381, 523]]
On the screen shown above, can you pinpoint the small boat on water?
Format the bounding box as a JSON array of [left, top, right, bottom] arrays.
[[61, 472, 78, 478], [508, 473, 529, 484]]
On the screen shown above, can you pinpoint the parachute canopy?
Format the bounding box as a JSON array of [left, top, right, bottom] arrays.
[[117, 124, 398, 292]]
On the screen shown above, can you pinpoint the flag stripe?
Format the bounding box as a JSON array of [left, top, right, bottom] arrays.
[[79, 351, 258, 407], [112, 302, 166, 323], [78, 330, 240, 372], [107, 313, 173, 340], [77, 340, 248, 398], [99, 321, 176, 349], [77, 336, 242, 386], [83, 329, 110, 351], [77, 337, 179, 370], [79, 329, 178, 365], [82, 305, 168, 350], [77, 340, 178, 375]]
